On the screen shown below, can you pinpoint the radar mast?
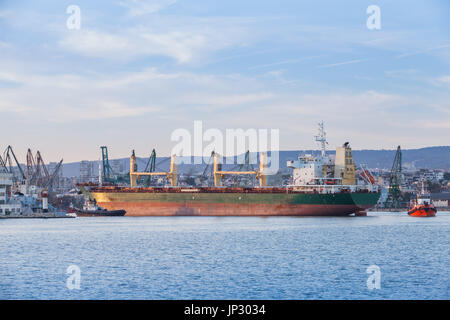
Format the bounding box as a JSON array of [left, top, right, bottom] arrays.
[[314, 121, 327, 158]]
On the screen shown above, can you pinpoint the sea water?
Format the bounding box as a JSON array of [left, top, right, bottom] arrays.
[[0, 212, 448, 299]]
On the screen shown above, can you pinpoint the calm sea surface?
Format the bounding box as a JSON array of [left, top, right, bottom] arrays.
[[0, 212, 449, 300]]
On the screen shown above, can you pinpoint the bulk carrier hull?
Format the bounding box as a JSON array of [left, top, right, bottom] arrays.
[[87, 187, 380, 217]]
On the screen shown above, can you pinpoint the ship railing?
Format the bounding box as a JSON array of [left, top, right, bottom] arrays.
[[285, 184, 378, 194], [88, 184, 379, 194]]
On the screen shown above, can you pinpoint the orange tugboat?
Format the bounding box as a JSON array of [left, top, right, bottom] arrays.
[[408, 183, 437, 217]]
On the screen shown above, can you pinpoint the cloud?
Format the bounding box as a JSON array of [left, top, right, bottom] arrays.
[[429, 75, 450, 88], [317, 59, 368, 69], [73, 101, 158, 120], [0, 67, 273, 123], [396, 44, 450, 58], [0, 41, 11, 49], [59, 15, 254, 63], [384, 69, 419, 77], [248, 55, 325, 70], [0, 70, 161, 122], [437, 76, 450, 84], [59, 29, 207, 63], [0, 10, 13, 19], [422, 121, 450, 129], [1, 65, 449, 157], [60, 30, 129, 55], [117, 0, 177, 16]]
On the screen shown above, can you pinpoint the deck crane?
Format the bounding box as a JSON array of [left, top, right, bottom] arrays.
[[200, 151, 215, 186], [232, 151, 256, 187], [144, 149, 157, 173], [143, 150, 171, 186], [212, 151, 267, 187], [199, 151, 266, 187], [142, 149, 157, 186], [130, 150, 178, 187]]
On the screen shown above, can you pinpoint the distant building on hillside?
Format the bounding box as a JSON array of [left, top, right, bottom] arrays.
[[430, 193, 450, 208], [110, 159, 125, 174], [80, 161, 94, 182]]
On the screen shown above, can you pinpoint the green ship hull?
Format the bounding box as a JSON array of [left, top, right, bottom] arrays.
[[88, 187, 381, 216]]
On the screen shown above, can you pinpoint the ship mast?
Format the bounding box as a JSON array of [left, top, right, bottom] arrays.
[[314, 121, 327, 158]]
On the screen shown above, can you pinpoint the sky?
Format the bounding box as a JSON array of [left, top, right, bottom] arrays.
[[0, 0, 449, 162]]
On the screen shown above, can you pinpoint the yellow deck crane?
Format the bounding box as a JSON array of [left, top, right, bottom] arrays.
[[129, 150, 178, 187], [212, 151, 268, 187], [129, 150, 269, 188]]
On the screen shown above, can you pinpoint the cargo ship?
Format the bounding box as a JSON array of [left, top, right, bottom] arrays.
[[83, 124, 380, 216]]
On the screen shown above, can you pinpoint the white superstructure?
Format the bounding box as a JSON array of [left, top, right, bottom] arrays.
[[0, 172, 22, 216], [287, 154, 325, 185], [286, 122, 356, 187]]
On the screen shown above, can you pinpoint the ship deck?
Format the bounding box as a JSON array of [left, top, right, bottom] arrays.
[[86, 185, 378, 195]]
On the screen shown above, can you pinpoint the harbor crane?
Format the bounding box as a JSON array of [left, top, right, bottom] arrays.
[[25, 148, 62, 189], [35, 151, 51, 186], [2, 146, 26, 181], [0, 155, 7, 173], [100, 146, 116, 184], [26, 149, 51, 186], [43, 159, 63, 189], [2, 146, 62, 189], [385, 145, 402, 208], [100, 146, 133, 185]]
